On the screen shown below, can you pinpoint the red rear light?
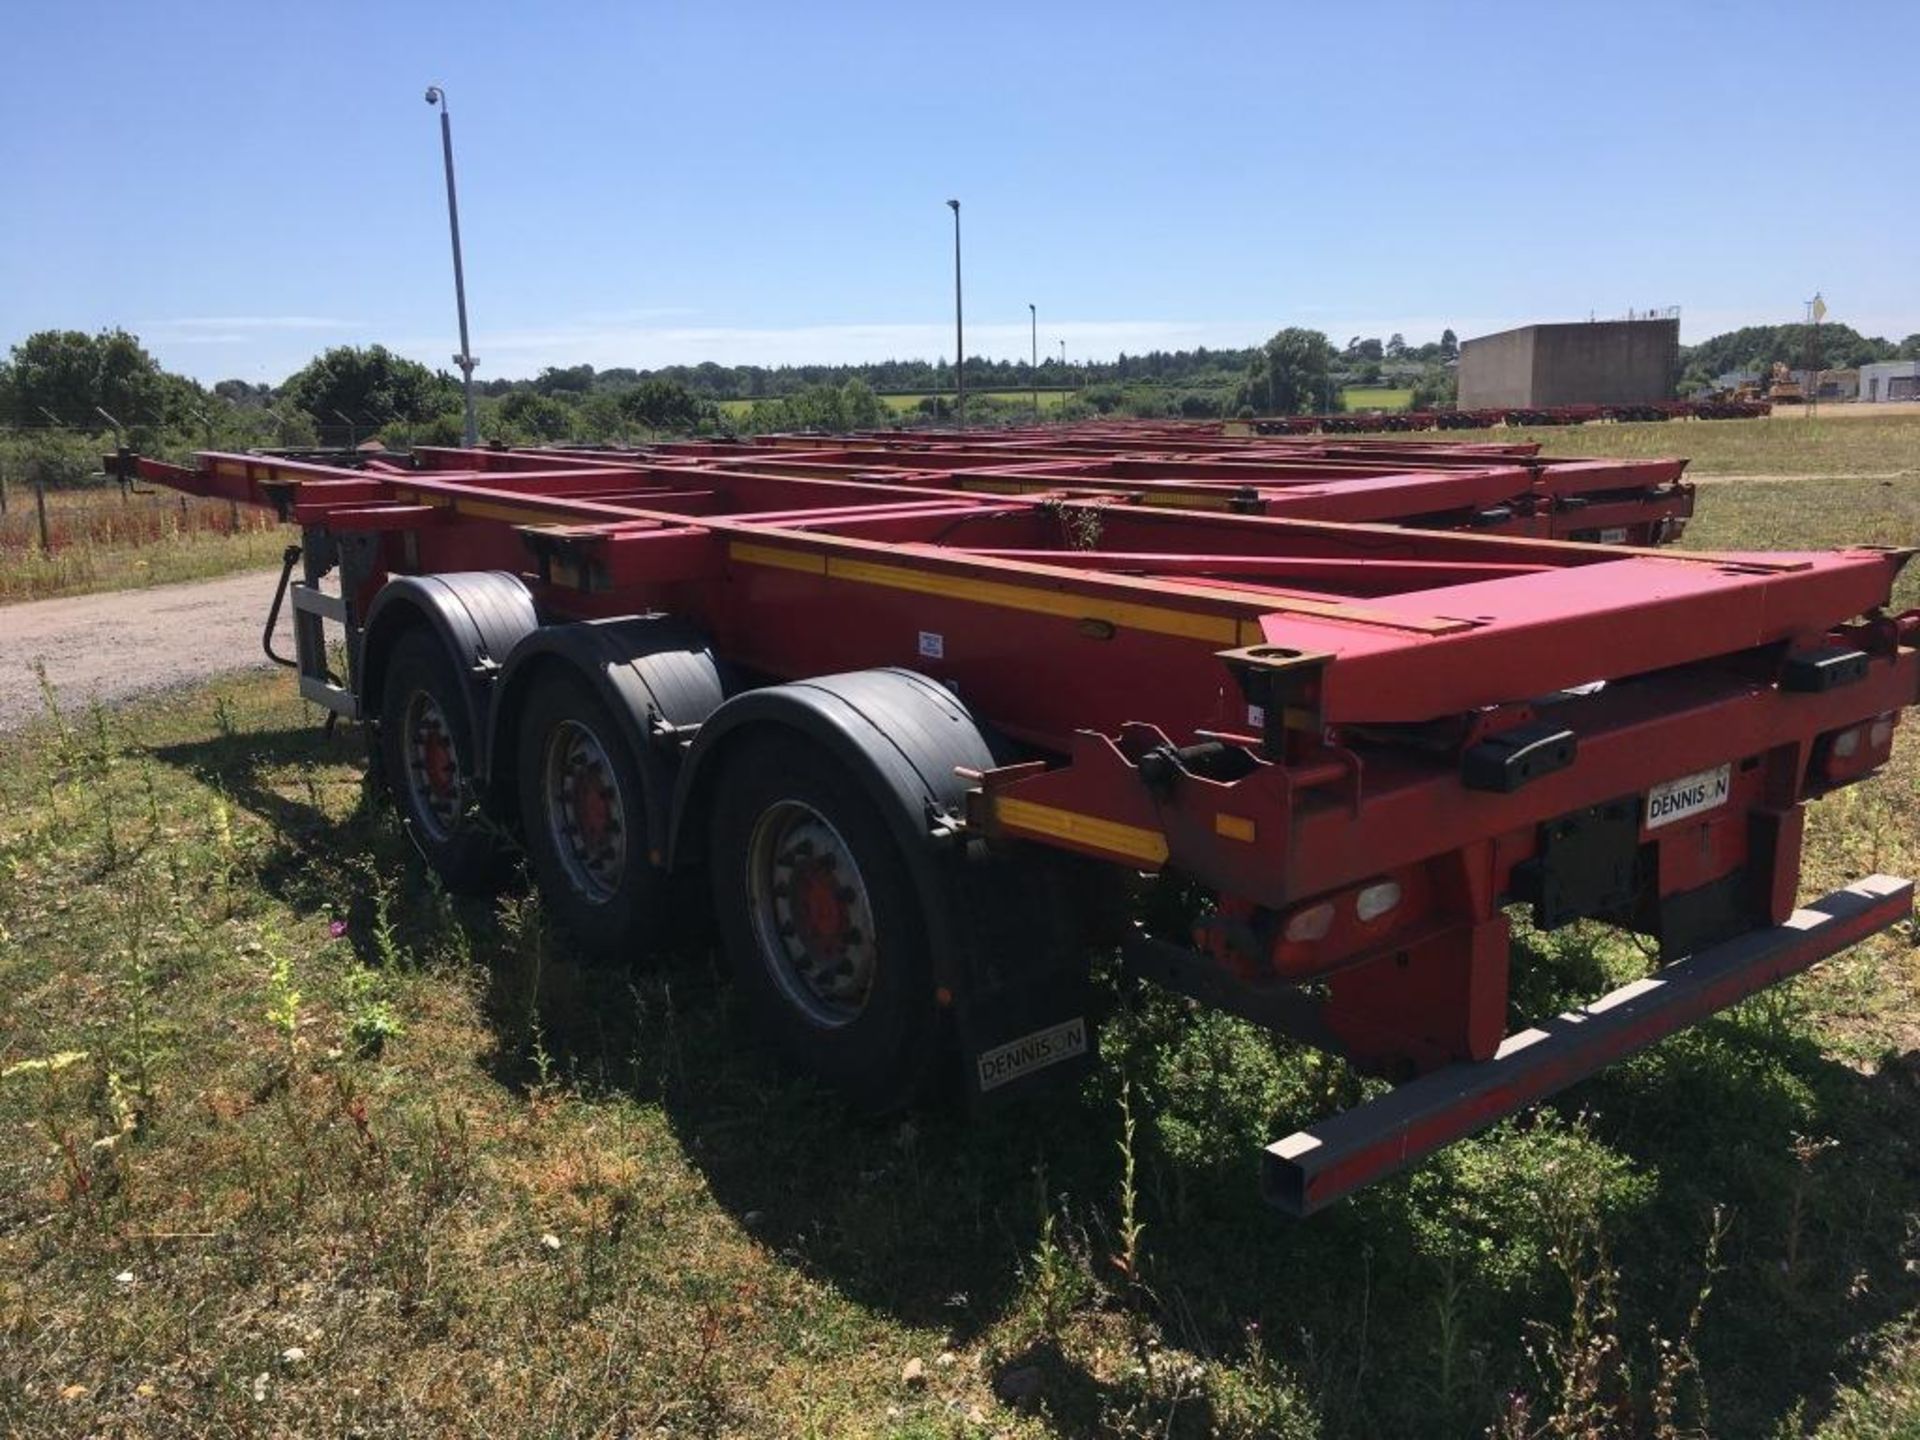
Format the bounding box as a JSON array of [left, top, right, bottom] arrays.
[[1269, 869, 1430, 979], [1816, 711, 1897, 785]]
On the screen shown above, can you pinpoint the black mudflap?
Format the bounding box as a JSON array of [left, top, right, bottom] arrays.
[[940, 847, 1121, 1109], [1511, 797, 1641, 930]]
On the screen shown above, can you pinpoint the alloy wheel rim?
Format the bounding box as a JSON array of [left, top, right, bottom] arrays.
[[402, 689, 462, 841], [745, 799, 878, 1027], [541, 718, 627, 903]]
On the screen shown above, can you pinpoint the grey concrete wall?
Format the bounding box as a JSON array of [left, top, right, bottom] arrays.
[[1458, 319, 1679, 408], [1457, 326, 1534, 408], [1531, 320, 1678, 407]]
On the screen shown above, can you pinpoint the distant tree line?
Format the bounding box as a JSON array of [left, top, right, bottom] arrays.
[[7, 315, 1911, 475], [1678, 324, 1920, 392]]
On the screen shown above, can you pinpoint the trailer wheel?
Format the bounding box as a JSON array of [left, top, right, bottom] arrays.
[[379, 627, 501, 893], [709, 733, 939, 1112], [515, 668, 660, 962]]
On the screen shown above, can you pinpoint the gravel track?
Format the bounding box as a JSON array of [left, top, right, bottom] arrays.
[[0, 567, 299, 730]]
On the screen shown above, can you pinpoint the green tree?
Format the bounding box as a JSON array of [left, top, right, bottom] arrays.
[[2, 328, 177, 430], [495, 389, 575, 442], [1247, 328, 1337, 415], [1897, 334, 1920, 361], [1410, 364, 1457, 410], [620, 378, 713, 433], [835, 379, 885, 430], [281, 345, 455, 434], [1682, 323, 1894, 378], [1440, 328, 1459, 361], [533, 364, 595, 395]]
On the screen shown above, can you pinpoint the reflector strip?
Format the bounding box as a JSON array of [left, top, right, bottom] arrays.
[[995, 797, 1170, 865], [1215, 813, 1258, 842]]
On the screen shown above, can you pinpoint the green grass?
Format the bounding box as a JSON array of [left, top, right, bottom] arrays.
[[717, 390, 1075, 419], [4, 466, 1920, 1437], [1523, 411, 1920, 477], [1339, 386, 1413, 412]]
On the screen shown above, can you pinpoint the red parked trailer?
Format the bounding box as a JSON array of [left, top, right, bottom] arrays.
[[1238, 397, 1773, 436], [430, 433, 1694, 547], [117, 431, 1917, 1215]]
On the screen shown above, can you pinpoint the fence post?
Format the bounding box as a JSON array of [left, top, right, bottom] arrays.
[[34, 472, 51, 554], [0, 453, 8, 515]]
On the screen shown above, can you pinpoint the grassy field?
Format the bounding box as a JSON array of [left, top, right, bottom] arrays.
[[0, 485, 283, 605], [4, 443, 1920, 1435], [1518, 410, 1920, 478], [716, 390, 1076, 419], [1337, 386, 1413, 412]]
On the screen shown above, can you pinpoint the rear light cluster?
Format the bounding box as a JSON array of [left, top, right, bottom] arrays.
[[1268, 871, 1429, 978], [1817, 711, 1899, 785]]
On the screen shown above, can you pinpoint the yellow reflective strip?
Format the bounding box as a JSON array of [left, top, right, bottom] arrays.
[[1215, 813, 1257, 843], [1139, 489, 1231, 510], [729, 540, 827, 575], [995, 798, 1169, 865], [461, 499, 578, 525], [395, 489, 585, 528], [824, 556, 1241, 644]]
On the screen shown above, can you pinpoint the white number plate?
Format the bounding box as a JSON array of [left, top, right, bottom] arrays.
[[1644, 763, 1731, 830]]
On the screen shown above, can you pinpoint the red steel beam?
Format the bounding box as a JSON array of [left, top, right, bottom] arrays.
[[1263, 875, 1915, 1216]]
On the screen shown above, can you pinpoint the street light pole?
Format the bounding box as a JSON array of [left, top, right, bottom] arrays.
[[425, 85, 480, 448], [946, 199, 964, 432], [1029, 303, 1038, 423]]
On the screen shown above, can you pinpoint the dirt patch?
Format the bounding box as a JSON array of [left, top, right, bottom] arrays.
[[1767, 400, 1920, 421]]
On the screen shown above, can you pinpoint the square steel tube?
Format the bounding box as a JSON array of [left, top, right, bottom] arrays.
[[1263, 875, 1914, 1217]]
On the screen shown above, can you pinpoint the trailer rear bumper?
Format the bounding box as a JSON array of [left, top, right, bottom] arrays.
[[1263, 874, 1914, 1217]]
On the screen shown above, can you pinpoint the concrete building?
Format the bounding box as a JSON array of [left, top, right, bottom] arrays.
[[1860, 360, 1920, 403], [1457, 319, 1680, 409]]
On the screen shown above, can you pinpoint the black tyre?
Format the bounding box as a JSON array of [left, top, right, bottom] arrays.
[[378, 627, 502, 893], [515, 668, 661, 963], [709, 733, 942, 1112]]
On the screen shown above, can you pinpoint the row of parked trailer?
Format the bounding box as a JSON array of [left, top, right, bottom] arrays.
[[1240, 396, 1773, 435], [119, 422, 1916, 1215]]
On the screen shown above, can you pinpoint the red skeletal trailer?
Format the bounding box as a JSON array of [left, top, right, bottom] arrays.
[[118, 422, 1916, 1215]]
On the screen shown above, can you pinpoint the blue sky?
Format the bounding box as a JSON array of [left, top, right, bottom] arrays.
[[2, 0, 1912, 384]]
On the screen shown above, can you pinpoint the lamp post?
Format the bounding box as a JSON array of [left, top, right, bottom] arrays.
[[425, 85, 480, 448], [1029, 303, 1038, 423], [946, 199, 964, 432]]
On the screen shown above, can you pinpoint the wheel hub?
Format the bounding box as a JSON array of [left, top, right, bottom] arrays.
[[747, 802, 878, 1027], [541, 719, 627, 903], [403, 690, 462, 840]]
